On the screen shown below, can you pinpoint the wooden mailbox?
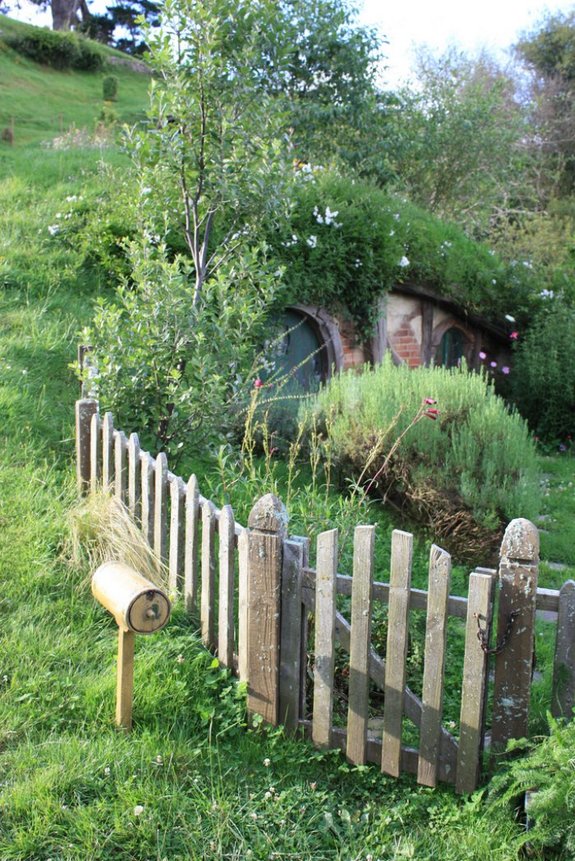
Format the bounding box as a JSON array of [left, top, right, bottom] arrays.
[[92, 562, 171, 730]]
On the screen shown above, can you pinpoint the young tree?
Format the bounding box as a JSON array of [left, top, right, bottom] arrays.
[[130, 0, 290, 305], [89, 0, 291, 454]]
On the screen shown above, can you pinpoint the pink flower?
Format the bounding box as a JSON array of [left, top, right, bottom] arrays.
[[479, 351, 487, 360], [254, 378, 263, 389], [425, 408, 440, 421], [502, 366, 510, 375], [490, 361, 497, 368], [510, 331, 519, 340], [424, 397, 437, 405]]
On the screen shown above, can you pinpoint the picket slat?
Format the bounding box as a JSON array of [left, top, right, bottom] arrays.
[[201, 500, 217, 650], [456, 571, 493, 794], [418, 545, 451, 787], [312, 529, 338, 749], [279, 539, 304, 732], [552, 579, 575, 718], [184, 475, 200, 614], [102, 412, 114, 492], [114, 430, 128, 504], [140, 452, 155, 546], [382, 529, 413, 777], [90, 412, 101, 493], [218, 504, 235, 669], [346, 525, 375, 765], [127, 433, 141, 522], [153, 452, 168, 564], [238, 529, 249, 683], [169, 476, 186, 594]]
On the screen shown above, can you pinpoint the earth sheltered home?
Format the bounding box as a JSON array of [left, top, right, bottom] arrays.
[[276, 282, 512, 388]]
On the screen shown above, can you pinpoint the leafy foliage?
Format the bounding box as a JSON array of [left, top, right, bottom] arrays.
[[389, 48, 528, 236], [489, 715, 575, 856], [6, 26, 104, 69], [86, 239, 282, 459], [511, 303, 575, 443], [267, 169, 536, 330]]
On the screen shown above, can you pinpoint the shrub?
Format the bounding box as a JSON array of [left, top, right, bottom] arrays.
[[102, 75, 118, 101], [511, 303, 575, 444], [7, 29, 104, 71], [303, 355, 540, 560], [488, 715, 575, 857], [85, 238, 281, 462]]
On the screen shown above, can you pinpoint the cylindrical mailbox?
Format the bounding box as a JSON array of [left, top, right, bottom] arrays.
[[92, 562, 171, 634]]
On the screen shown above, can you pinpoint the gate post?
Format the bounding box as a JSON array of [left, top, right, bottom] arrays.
[[491, 518, 539, 753], [246, 494, 287, 725], [75, 398, 98, 495]]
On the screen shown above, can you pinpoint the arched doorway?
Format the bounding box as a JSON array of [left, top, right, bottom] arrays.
[[270, 306, 343, 392]]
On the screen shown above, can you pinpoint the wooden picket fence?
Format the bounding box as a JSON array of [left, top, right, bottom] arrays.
[[76, 398, 575, 794]]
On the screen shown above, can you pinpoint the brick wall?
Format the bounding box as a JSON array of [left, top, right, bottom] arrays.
[[390, 321, 422, 368]]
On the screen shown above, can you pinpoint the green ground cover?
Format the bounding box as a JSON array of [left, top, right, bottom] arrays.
[[0, 22, 574, 859]]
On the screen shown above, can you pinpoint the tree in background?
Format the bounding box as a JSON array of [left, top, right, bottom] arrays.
[[515, 9, 575, 198], [388, 48, 529, 237], [270, 0, 393, 183]]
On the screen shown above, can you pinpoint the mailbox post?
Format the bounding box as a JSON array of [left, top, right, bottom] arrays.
[[92, 562, 171, 730]]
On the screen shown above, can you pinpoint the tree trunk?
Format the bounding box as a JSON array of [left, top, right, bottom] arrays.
[[51, 0, 88, 31]]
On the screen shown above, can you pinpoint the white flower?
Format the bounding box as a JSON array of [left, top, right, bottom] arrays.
[[398, 255, 410, 268], [324, 206, 339, 226], [47, 225, 60, 236], [505, 314, 516, 322], [65, 195, 78, 202], [263, 757, 271, 767], [389, 229, 395, 236], [133, 805, 144, 816], [540, 288, 554, 299], [353, 259, 362, 268], [393, 213, 400, 220], [523, 260, 533, 269], [306, 235, 317, 248]]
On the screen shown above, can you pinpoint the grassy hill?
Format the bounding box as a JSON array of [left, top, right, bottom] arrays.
[[0, 15, 149, 145]]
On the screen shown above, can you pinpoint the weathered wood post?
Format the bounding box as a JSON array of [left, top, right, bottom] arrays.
[[75, 398, 98, 495], [551, 579, 575, 718], [491, 519, 539, 752], [246, 494, 287, 725]]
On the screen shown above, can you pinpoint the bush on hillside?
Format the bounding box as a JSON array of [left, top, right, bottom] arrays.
[[7, 29, 104, 71], [266, 169, 537, 331], [102, 75, 118, 101], [511, 303, 575, 444], [303, 355, 539, 560]]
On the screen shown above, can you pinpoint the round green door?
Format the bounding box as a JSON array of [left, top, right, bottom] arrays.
[[274, 310, 326, 391]]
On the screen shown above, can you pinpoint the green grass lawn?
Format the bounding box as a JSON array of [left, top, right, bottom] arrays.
[[0, 23, 573, 859]]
